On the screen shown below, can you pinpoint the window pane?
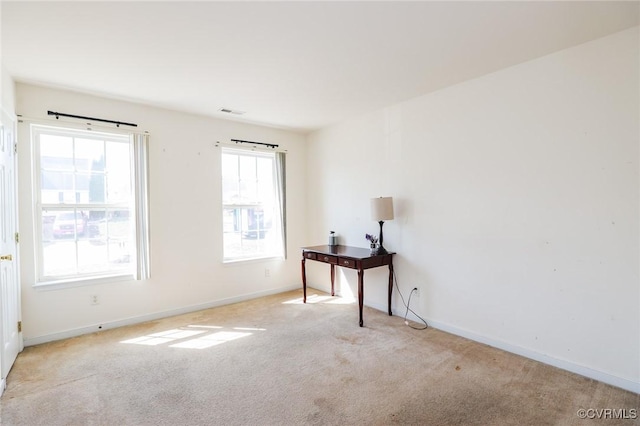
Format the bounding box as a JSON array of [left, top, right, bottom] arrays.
[[41, 170, 74, 203], [222, 153, 239, 204], [239, 155, 257, 203], [74, 138, 103, 171], [87, 171, 106, 203], [105, 141, 131, 203], [257, 157, 273, 203], [75, 173, 90, 203], [40, 134, 73, 161], [222, 207, 270, 260], [41, 207, 134, 278], [42, 208, 85, 276], [221, 153, 238, 179], [80, 208, 133, 274]]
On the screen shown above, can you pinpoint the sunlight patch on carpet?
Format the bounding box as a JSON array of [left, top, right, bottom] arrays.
[[171, 331, 251, 349], [120, 325, 264, 349], [120, 328, 207, 346], [187, 325, 224, 330], [283, 294, 356, 305]]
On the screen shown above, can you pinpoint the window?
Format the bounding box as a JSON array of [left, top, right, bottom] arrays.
[[221, 147, 286, 262], [32, 125, 149, 284]]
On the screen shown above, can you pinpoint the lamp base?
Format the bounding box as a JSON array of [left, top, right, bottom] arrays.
[[376, 220, 389, 255]]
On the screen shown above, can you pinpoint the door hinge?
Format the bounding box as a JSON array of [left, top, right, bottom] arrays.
[[15, 232, 19, 244], [17, 321, 22, 333], [14, 143, 17, 154]]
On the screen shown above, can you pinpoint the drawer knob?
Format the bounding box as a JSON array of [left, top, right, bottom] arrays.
[[343, 260, 349, 265], [324, 256, 328, 261]]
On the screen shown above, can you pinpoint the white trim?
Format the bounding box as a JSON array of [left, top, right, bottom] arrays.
[[0, 378, 5, 397], [0, 107, 17, 124], [426, 319, 640, 394], [222, 255, 285, 266], [23, 284, 300, 347], [366, 299, 639, 394], [33, 273, 133, 290]]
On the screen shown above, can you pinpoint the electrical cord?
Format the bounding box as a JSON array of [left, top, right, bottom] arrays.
[[393, 269, 428, 330]]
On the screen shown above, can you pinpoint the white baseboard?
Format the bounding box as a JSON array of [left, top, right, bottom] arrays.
[[366, 301, 640, 394], [426, 319, 640, 394], [23, 285, 300, 347]]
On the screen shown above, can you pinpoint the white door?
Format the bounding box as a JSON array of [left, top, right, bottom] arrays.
[[0, 109, 21, 392]]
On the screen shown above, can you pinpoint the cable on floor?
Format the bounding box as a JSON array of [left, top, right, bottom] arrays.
[[393, 269, 428, 330]]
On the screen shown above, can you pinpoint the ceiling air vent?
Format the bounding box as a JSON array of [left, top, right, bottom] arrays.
[[218, 108, 246, 115]]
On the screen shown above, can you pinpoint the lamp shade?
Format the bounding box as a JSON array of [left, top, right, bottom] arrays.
[[371, 197, 394, 221]]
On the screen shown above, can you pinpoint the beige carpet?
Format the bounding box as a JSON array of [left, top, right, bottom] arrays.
[[1, 289, 638, 425]]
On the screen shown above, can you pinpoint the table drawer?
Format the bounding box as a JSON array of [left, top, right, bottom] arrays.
[[339, 258, 357, 269], [362, 256, 387, 269], [317, 254, 338, 264], [303, 252, 316, 260]]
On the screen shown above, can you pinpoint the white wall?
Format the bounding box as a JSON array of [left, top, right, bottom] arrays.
[[306, 27, 639, 392], [1, 65, 14, 114], [16, 83, 307, 343]]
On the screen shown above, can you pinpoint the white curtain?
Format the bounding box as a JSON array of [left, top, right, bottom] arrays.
[[275, 152, 287, 259], [133, 133, 150, 280]]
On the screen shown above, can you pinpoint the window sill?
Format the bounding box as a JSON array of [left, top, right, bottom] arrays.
[[223, 255, 284, 265], [33, 273, 134, 291]]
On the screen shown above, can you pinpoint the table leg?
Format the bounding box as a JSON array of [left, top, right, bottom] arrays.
[[302, 256, 307, 303], [388, 261, 394, 316], [330, 264, 335, 296], [358, 268, 364, 327]]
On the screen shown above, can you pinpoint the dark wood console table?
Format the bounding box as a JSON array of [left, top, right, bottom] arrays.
[[301, 245, 395, 327]]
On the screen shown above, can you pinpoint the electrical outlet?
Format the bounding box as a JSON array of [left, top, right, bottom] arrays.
[[413, 287, 419, 297], [264, 268, 270, 278], [91, 295, 99, 305]]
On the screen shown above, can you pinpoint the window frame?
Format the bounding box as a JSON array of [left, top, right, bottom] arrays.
[[221, 147, 284, 263], [31, 124, 142, 286]]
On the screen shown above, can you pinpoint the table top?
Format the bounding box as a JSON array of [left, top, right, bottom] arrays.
[[302, 245, 395, 259]]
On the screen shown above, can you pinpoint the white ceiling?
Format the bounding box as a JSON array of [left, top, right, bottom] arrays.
[[2, 1, 638, 133]]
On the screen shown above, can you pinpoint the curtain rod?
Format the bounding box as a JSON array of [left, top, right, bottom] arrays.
[[231, 138, 278, 149], [47, 110, 138, 128], [215, 140, 287, 154]]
